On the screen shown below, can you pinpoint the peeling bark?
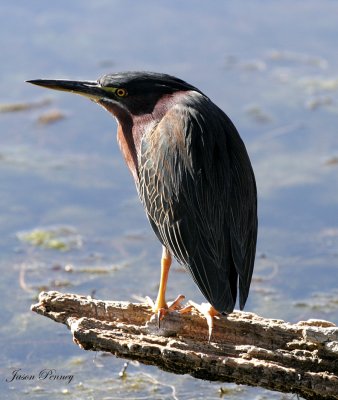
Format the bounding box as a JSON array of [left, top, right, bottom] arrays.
[[31, 291, 338, 399]]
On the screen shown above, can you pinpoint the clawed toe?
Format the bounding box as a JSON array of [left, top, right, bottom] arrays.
[[167, 294, 185, 311], [146, 294, 185, 327], [180, 301, 220, 342], [146, 294, 219, 340]]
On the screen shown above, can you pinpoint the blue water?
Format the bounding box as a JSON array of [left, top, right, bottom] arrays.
[[1, 1, 338, 398]]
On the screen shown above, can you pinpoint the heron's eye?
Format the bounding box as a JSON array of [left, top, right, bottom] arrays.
[[116, 88, 128, 97]]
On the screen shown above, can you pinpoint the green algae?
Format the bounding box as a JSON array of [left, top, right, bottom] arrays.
[[17, 226, 82, 251]]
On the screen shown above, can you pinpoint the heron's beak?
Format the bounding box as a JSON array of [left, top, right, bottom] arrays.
[[26, 79, 105, 101]]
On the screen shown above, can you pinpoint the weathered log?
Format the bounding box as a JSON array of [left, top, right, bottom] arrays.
[[31, 291, 338, 400]]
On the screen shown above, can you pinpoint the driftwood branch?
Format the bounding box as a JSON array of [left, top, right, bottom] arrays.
[[31, 291, 338, 400]]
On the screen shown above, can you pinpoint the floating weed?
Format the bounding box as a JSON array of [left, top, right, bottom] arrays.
[[324, 156, 338, 166], [0, 98, 51, 113], [37, 109, 66, 125], [253, 254, 279, 282], [117, 372, 178, 399], [294, 288, 338, 312], [75, 263, 128, 274], [30, 385, 45, 393], [244, 104, 273, 124], [266, 50, 328, 69], [299, 76, 338, 92], [49, 279, 72, 288], [305, 95, 333, 110], [18, 257, 126, 302], [218, 385, 241, 397], [68, 357, 87, 366], [60, 262, 128, 275]]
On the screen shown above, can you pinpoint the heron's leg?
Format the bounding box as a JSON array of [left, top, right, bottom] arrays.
[[154, 246, 172, 311], [146, 247, 185, 322]]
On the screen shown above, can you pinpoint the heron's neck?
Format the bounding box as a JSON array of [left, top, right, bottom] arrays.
[[131, 91, 188, 161], [100, 91, 192, 183]]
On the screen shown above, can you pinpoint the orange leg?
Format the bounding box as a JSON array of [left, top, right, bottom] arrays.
[[146, 248, 219, 339], [153, 247, 172, 311], [146, 247, 185, 323]]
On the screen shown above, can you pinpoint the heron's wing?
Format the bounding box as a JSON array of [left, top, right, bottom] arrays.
[[227, 125, 258, 309], [139, 94, 257, 313]]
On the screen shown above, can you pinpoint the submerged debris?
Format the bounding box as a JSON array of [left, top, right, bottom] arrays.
[[119, 362, 129, 379]]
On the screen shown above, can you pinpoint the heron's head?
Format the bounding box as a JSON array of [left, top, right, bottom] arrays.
[[27, 71, 202, 121], [28, 71, 204, 180]]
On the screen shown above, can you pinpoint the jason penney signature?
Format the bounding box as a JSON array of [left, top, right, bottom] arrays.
[[5, 368, 74, 384]]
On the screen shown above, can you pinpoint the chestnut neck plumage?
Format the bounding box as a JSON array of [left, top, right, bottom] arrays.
[[99, 90, 191, 183]]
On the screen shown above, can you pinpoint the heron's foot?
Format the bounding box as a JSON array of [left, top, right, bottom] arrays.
[[145, 294, 185, 327], [180, 301, 220, 342]]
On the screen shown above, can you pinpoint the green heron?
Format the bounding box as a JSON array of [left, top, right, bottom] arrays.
[[28, 72, 257, 334]]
